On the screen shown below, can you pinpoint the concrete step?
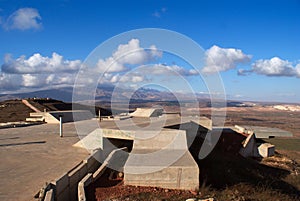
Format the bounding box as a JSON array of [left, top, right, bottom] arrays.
[[26, 117, 45, 122], [29, 112, 45, 117]]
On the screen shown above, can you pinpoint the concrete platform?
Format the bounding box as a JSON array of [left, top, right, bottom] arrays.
[[0, 122, 89, 201]]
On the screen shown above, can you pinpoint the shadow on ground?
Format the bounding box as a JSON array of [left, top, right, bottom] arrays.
[[198, 148, 300, 199], [0, 140, 46, 147]]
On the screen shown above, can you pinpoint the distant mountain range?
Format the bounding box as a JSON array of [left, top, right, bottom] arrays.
[[0, 86, 211, 103], [0, 87, 75, 102], [1, 86, 289, 106]]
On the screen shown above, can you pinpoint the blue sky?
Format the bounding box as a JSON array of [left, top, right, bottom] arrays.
[[0, 0, 299, 102]]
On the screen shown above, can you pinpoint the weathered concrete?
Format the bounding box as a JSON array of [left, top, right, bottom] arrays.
[[234, 125, 293, 139], [0, 122, 90, 201], [130, 107, 163, 118], [124, 130, 199, 190], [44, 189, 54, 201], [43, 149, 103, 201], [124, 150, 199, 190], [93, 147, 128, 181], [239, 133, 259, 158], [78, 173, 93, 201], [26, 110, 93, 124], [258, 143, 275, 157]]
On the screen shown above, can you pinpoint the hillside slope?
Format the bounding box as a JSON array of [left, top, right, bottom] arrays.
[[0, 98, 111, 123]]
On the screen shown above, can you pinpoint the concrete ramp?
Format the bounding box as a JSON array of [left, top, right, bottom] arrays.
[[22, 99, 41, 112], [130, 108, 163, 118], [124, 130, 199, 191]]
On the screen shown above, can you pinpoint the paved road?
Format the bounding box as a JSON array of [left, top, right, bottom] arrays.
[[0, 122, 89, 201]]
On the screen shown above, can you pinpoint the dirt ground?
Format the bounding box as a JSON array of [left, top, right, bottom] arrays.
[[0, 100, 34, 123], [198, 106, 300, 138], [86, 169, 203, 201], [88, 150, 300, 201]]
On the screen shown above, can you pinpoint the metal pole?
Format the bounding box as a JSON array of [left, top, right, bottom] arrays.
[[99, 109, 101, 122], [59, 116, 63, 137]]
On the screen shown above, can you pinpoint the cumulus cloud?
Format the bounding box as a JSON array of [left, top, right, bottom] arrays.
[[96, 39, 162, 73], [0, 52, 82, 93], [2, 52, 81, 74], [0, 39, 163, 93], [238, 57, 300, 78], [252, 57, 299, 77], [202, 45, 251, 74], [0, 72, 76, 93], [4, 8, 42, 30], [0, 73, 21, 90]]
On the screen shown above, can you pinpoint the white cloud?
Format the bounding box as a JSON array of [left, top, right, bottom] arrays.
[[0, 52, 81, 93], [22, 74, 41, 87], [252, 57, 295, 76], [296, 64, 300, 78], [0, 39, 162, 93], [0, 71, 77, 93], [96, 39, 162, 73], [2, 52, 81, 74], [202, 45, 251, 74], [138, 64, 198, 76], [239, 57, 300, 78], [110, 74, 144, 83], [4, 8, 42, 30], [0, 73, 21, 90]]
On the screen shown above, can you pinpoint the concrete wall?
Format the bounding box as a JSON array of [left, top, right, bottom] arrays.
[[49, 110, 93, 123], [28, 110, 93, 124], [239, 133, 259, 158], [125, 165, 199, 190], [124, 151, 199, 191], [38, 148, 128, 201], [124, 130, 199, 191], [132, 130, 187, 150], [78, 148, 128, 201], [44, 150, 102, 201]]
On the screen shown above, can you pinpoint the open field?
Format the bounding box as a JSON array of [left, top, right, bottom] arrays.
[[198, 106, 300, 138]]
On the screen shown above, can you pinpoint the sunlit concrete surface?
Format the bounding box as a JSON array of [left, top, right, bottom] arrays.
[[0, 122, 89, 201]]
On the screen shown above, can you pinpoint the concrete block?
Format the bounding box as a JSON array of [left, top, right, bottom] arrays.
[[132, 130, 187, 150], [258, 143, 275, 157], [124, 151, 199, 191], [44, 189, 54, 201]]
